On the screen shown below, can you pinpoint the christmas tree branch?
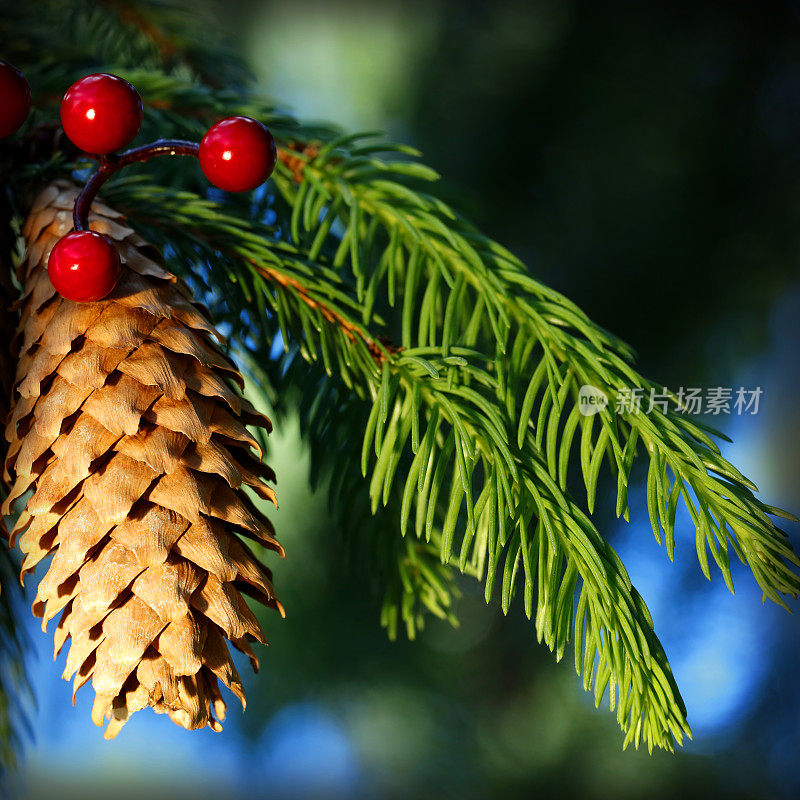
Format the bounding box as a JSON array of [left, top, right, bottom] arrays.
[[3, 0, 797, 753], [268, 131, 800, 607], [104, 179, 691, 749]]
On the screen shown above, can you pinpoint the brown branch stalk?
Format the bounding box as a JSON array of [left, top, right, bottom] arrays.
[[251, 260, 399, 366]]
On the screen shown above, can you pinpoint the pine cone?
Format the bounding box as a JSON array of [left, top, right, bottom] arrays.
[[4, 181, 283, 738]]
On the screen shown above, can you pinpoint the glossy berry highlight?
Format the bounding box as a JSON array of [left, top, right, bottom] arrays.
[[0, 60, 31, 139], [48, 231, 122, 302], [60, 73, 143, 155], [199, 116, 277, 192]]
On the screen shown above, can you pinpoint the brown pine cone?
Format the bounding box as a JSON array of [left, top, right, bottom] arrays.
[[3, 180, 283, 738]]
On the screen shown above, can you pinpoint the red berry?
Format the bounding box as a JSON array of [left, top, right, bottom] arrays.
[[60, 73, 142, 154], [48, 231, 121, 302], [199, 116, 277, 192], [0, 61, 31, 139]]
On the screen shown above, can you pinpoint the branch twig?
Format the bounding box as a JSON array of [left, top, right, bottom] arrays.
[[74, 139, 199, 229], [277, 142, 320, 183], [251, 260, 400, 366]]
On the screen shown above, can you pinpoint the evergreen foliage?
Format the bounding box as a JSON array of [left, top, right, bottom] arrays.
[[1, 0, 798, 753]]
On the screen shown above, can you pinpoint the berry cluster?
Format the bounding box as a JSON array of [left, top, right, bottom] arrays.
[[0, 66, 278, 302]]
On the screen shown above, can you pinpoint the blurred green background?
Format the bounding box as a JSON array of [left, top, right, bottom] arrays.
[[13, 1, 800, 798]]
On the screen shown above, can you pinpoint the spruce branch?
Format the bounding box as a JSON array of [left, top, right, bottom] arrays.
[[266, 130, 800, 606], [2, 0, 797, 753], [103, 179, 691, 750]]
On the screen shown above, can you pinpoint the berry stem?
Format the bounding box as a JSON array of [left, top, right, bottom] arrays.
[[74, 139, 199, 230]]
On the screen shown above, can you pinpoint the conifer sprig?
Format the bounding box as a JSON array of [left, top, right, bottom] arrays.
[[104, 177, 691, 750], [268, 130, 800, 604], [2, 0, 798, 753], [91, 70, 800, 609]]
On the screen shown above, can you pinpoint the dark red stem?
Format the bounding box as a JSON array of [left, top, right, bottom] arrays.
[[73, 139, 199, 230]]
